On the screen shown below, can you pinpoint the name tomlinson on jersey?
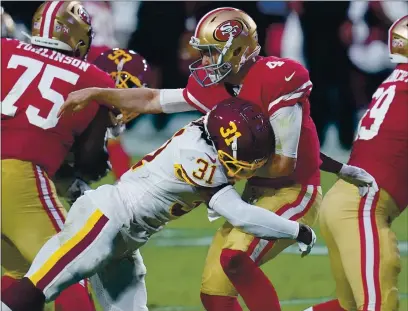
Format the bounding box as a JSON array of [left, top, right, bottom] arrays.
[[16, 41, 90, 72]]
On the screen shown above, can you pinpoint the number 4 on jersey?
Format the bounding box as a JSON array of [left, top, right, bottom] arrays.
[[266, 61, 285, 69]]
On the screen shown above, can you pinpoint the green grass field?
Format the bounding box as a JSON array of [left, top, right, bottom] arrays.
[[88, 171, 408, 311]]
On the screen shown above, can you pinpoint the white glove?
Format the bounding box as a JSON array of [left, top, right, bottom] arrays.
[[296, 224, 317, 258], [339, 164, 379, 196]]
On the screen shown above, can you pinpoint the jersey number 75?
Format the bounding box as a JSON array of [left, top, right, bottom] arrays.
[[2, 55, 79, 130]]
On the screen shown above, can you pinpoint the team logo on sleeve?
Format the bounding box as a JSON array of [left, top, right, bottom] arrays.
[[213, 20, 243, 42]]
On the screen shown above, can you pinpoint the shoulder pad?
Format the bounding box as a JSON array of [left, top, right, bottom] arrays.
[[175, 147, 228, 188]]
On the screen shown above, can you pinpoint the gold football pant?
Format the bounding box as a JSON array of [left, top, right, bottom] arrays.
[[1, 159, 67, 278], [320, 180, 401, 311], [201, 183, 322, 296]]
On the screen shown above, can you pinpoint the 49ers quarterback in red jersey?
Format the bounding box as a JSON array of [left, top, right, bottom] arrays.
[[306, 15, 408, 311], [58, 7, 377, 311], [1, 2, 114, 311]]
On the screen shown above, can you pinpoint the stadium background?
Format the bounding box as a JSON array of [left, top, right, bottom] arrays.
[[2, 1, 407, 310]]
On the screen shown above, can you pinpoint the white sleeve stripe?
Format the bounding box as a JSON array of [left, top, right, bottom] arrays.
[[186, 91, 210, 112], [268, 80, 313, 111], [296, 80, 313, 92]]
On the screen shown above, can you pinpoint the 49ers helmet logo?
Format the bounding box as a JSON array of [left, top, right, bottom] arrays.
[[214, 20, 243, 42]]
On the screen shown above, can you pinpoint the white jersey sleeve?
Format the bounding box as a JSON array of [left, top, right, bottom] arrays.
[[159, 89, 196, 113], [269, 103, 302, 158], [209, 185, 299, 240]]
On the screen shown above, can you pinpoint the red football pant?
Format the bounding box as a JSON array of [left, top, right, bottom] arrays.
[[219, 249, 281, 311], [106, 138, 131, 179]]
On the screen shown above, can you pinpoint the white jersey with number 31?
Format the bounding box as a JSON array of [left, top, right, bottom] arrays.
[[85, 120, 229, 235]]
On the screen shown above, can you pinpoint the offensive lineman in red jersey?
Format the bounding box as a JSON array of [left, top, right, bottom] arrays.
[[304, 15, 408, 311], [1, 2, 115, 311], [58, 7, 377, 311]]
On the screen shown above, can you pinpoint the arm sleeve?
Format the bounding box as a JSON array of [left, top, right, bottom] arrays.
[[209, 185, 300, 240], [319, 152, 343, 174], [159, 89, 196, 113], [269, 103, 302, 158]]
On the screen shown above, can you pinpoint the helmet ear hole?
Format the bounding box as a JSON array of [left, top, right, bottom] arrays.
[[233, 47, 242, 57]]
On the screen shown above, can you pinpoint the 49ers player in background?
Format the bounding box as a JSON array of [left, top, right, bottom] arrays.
[[59, 7, 377, 311], [304, 15, 408, 311], [1, 2, 115, 311]]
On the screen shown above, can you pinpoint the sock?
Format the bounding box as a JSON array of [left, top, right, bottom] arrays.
[[55, 281, 96, 311], [106, 139, 131, 179], [220, 249, 281, 311], [1, 277, 45, 311], [305, 299, 345, 311], [200, 292, 243, 311], [1, 275, 17, 292]]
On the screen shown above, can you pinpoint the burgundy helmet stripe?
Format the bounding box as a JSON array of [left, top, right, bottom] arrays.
[[41, 1, 63, 38], [39, 2, 52, 37], [48, 1, 65, 38], [194, 7, 236, 38]]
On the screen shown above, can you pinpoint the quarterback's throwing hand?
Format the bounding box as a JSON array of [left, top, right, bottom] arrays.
[[58, 88, 96, 117], [338, 164, 379, 196], [296, 224, 316, 258]]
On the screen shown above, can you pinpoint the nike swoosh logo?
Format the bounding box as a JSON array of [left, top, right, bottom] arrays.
[[285, 71, 296, 81], [205, 153, 217, 163]]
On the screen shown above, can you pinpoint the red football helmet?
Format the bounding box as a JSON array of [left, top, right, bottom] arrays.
[[93, 48, 153, 125], [204, 98, 274, 179]]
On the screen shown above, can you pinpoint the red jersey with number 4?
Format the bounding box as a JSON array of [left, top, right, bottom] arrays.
[[183, 55, 321, 186], [1, 38, 115, 177], [349, 63, 408, 210]]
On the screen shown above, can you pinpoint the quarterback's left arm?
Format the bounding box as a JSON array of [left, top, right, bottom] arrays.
[[320, 153, 379, 196], [256, 103, 302, 178], [257, 59, 312, 178]]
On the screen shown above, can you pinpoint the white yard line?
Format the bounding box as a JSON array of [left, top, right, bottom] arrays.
[[149, 293, 408, 311], [151, 234, 408, 256]]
